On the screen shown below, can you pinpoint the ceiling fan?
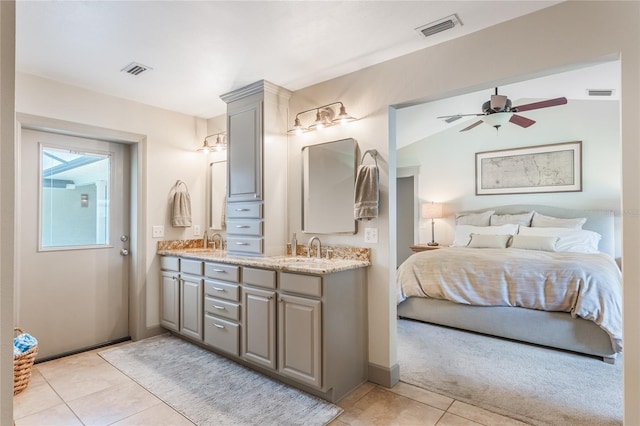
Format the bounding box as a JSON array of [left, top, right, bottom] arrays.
[[437, 88, 568, 132]]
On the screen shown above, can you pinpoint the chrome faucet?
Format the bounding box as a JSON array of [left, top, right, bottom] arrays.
[[307, 236, 322, 259], [210, 233, 224, 250]]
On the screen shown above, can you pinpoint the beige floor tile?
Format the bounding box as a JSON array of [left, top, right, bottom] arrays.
[[110, 401, 195, 426], [13, 381, 64, 420], [389, 381, 454, 411], [338, 386, 445, 426], [327, 419, 351, 426], [37, 351, 131, 401], [338, 382, 376, 409], [447, 401, 529, 426], [25, 367, 47, 388], [67, 381, 162, 426], [14, 403, 83, 426], [436, 412, 484, 426]]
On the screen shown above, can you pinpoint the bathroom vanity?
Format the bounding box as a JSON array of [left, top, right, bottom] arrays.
[[158, 248, 369, 403]]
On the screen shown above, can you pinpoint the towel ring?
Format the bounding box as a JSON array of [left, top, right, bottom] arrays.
[[360, 149, 378, 167]]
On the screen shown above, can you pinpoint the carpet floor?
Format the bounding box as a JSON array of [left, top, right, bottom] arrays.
[[397, 319, 622, 426], [99, 334, 342, 426]]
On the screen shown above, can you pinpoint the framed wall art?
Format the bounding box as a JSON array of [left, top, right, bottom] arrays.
[[475, 141, 582, 195]]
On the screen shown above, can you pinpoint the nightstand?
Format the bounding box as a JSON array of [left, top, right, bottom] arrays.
[[409, 244, 444, 253]]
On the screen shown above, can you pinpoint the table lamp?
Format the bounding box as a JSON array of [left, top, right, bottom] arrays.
[[421, 202, 443, 246]]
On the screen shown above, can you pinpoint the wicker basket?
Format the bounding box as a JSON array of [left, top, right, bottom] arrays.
[[13, 327, 38, 396]]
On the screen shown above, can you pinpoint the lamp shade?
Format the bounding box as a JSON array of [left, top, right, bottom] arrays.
[[421, 202, 443, 219]]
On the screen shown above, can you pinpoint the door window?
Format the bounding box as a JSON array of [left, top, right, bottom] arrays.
[[40, 145, 111, 249]]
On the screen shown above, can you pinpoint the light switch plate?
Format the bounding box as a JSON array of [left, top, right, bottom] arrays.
[[194, 225, 201, 236], [364, 227, 378, 243], [152, 225, 164, 238]]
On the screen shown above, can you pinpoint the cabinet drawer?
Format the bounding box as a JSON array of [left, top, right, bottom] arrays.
[[204, 280, 240, 302], [226, 219, 263, 236], [227, 236, 263, 255], [280, 273, 322, 297], [243, 267, 276, 289], [204, 315, 240, 356], [227, 201, 262, 219], [180, 259, 203, 276], [204, 297, 240, 321], [204, 263, 240, 282], [160, 256, 179, 272]]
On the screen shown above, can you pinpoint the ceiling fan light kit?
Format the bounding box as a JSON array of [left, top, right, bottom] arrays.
[[438, 87, 568, 132]]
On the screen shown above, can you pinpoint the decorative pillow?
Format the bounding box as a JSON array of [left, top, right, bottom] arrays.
[[509, 235, 558, 252], [518, 226, 601, 253], [467, 233, 512, 249], [490, 211, 534, 226], [455, 210, 495, 226], [531, 211, 586, 229], [453, 224, 519, 247]]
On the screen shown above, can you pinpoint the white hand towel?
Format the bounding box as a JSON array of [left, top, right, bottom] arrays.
[[354, 164, 379, 221], [171, 180, 192, 227]]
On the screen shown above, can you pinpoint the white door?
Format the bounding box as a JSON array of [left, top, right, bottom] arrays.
[[18, 129, 130, 360]]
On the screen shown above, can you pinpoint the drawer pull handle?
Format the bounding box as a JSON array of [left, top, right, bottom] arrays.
[[235, 242, 249, 246], [212, 287, 225, 291], [235, 225, 250, 228], [235, 208, 250, 212], [212, 268, 226, 273], [213, 305, 226, 310], [214, 323, 225, 329]]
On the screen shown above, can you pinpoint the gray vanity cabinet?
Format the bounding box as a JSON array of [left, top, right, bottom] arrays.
[[278, 293, 322, 388], [221, 80, 290, 256], [160, 257, 180, 332], [241, 267, 277, 369], [179, 259, 204, 341], [203, 262, 241, 356]]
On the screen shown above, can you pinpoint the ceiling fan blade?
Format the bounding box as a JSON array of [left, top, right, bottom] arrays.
[[460, 120, 484, 132], [437, 113, 483, 119], [509, 114, 536, 128], [512, 97, 567, 112], [445, 116, 462, 123]]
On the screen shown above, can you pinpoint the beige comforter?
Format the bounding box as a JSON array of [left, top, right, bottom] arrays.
[[396, 247, 623, 352]]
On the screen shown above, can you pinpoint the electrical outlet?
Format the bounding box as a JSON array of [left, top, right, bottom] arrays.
[[364, 227, 378, 243], [194, 225, 201, 236], [152, 225, 164, 238]]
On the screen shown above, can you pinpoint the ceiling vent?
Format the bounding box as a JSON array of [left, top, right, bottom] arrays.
[[587, 89, 614, 97], [415, 14, 462, 38], [120, 62, 153, 76]]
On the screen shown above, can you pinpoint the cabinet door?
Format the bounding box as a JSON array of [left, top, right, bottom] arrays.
[[278, 294, 322, 388], [242, 286, 276, 369], [227, 96, 263, 202], [160, 271, 180, 332], [180, 274, 203, 341]]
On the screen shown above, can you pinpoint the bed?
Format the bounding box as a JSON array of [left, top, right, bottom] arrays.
[[396, 205, 622, 363]]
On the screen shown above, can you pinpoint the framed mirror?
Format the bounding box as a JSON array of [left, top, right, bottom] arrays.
[[302, 138, 357, 234], [209, 160, 227, 230]]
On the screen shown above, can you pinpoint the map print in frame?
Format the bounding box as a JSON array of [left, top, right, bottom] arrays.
[[475, 141, 582, 195]]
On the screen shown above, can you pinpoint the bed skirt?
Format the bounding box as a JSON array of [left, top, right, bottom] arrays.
[[397, 297, 617, 363]]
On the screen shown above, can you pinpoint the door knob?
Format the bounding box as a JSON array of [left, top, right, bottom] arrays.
[[120, 248, 129, 256], [120, 235, 129, 242]]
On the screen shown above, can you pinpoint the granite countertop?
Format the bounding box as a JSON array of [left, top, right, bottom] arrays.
[[157, 248, 370, 274]]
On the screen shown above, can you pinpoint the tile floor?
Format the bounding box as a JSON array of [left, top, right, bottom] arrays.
[[13, 342, 528, 426]]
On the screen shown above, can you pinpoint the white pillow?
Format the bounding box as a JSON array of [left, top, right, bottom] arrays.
[[490, 211, 534, 226], [453, 224, 519, 247], [509, 235, 558, 252], [518, 226, 601, 253], [467, 233, 512, 249], [455, 210, 495, 226], [531, 211, 586, 229]]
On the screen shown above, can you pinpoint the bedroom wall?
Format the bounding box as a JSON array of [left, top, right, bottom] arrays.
[[397, 98, 621, 255], [285, 2, 639, 422]]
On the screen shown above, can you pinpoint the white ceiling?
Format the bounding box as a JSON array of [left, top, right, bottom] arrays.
[[16, 0, 561, 119]]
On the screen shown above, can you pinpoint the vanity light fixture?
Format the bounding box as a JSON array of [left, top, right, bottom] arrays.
[[288, 101, 357, 135], [197, 132, 227, 153]]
